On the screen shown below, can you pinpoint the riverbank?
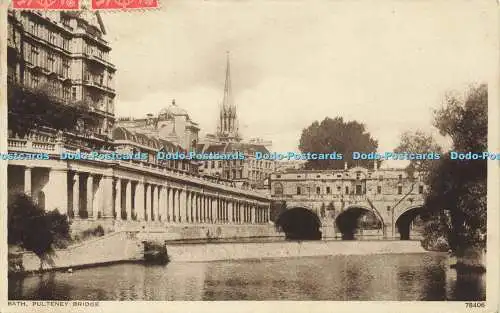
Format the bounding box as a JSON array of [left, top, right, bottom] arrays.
[[164, 239, 428, 262]]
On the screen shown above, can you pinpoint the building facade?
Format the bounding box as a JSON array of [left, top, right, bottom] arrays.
[[8, 10, 116, 137]]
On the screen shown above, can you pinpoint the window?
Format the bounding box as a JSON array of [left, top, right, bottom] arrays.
[[337, 186, 341, 192], [419, 185, 424, 194], [397, 186, 403, 195], [29, 20, 37, 35], [345, 186, 349, 194], [30, 46, 39, 65], [398, 174, 403, 181], [377, 186, 382, 194], [355, 185, 362, 195], [297, 187, 301, 195], [108, 98, 114, 112], [31, 74, 39, 89], [61, 16, 71, 27], [211, 161, 215, 169], [98, 73, 104, 85], [48, 31, 56, 45], [379, 175, 383, 181], [63, 86, 70, 100], [326, 187, 331, 194], [47, 53, 55, 71], [62, 58, 70, 77], [62, 37, 70, 50], [316, 187, 321, 194], [387, 206, 391, 212], [72, 87, 77, 100]]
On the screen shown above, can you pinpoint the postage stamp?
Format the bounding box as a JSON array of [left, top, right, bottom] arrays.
[[11, 0, 79, 10], [0, 0, 498, 312]]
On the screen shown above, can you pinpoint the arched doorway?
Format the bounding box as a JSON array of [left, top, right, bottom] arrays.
[[395, 206, 425, 240], [335, 206, 383, 240], [275, 207, 322, 240]]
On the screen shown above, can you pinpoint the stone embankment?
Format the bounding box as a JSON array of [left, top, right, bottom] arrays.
[[164, 239, 427, 262], [15, 231, 143, 273], [11, 230, 429, 273]]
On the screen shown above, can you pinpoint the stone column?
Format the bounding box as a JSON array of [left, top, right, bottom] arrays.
[[251, 203, 256, 224], [168, 187, 174, 222], [180, 189, 187, 223], [115, 178, 121, 220], [101, 175, 114, 219], [125, 180, 132, 220], [153, 185, 159, 221], [176, 189, 182, 222], [194, 193, 200, 223], [24, 166, 32, 196], [266, 204, 270, 222], [185, 191, 190, 223], [145, 184, 152, 221], [93, 177, 102, 219], [228, 200, 233, 224], [72, 172, 79, 218], [86, 174, 94, 219], [159, 186, 165, 222], [172, 188, 177, 222], [135, 181, 145, 221]]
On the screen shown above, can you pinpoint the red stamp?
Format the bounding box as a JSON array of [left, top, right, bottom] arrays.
[[92, 0, 158, 9], [12, 0, 80, 9]]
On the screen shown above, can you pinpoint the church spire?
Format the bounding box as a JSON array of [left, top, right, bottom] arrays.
[[222, 51, 233, 109], [217, 51, 240, 142]]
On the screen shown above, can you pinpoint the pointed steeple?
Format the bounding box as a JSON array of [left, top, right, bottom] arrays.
[[222, 51, 234, 109], [216, 52, 240, 142]]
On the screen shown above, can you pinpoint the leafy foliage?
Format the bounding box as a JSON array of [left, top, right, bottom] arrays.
[[394, 130, 443, 181], [299, 117, 378, 170], [423, 84, 487, 253], [8, 81, 100, 137], [8, 193, 71, 267]]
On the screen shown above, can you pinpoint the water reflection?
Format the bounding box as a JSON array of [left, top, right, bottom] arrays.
[[9, 253, 485, 301]]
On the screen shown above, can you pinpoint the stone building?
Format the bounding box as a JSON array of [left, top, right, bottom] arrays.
[[7, 9, 116, 137], [198, 54, 276, 188], [116, 99, 200, 152]]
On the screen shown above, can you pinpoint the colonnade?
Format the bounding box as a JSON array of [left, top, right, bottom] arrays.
[[18, 165, 271, 225]]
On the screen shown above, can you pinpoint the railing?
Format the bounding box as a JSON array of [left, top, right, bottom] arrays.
[[7, 132, 268, 199]]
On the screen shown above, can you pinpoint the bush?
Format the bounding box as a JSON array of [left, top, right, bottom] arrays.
[[8, 193, 71, 269]]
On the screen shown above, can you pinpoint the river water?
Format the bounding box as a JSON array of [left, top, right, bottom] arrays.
[[9, 252, 485, 301]]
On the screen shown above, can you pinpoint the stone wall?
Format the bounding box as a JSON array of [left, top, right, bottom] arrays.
[[165, 240, 427, 262], [20, 231, 142, 272]]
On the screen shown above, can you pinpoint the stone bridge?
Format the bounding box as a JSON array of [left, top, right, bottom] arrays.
[[270, 166, 427, 240]]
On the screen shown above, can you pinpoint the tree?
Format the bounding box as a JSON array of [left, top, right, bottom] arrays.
[[8, 193, 71, 270], [424, 84, 487, 253], [298, 117, 378, 170], [8, 81, 100, 138], [394, 130, 443, 182]]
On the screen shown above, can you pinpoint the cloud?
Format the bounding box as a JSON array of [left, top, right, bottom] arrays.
[[101, 0, 496, 153]]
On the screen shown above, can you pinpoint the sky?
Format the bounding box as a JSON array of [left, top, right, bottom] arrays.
[[99, 0, 496, 164]]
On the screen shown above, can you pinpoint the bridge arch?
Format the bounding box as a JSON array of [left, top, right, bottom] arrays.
[[395, 205, 425, 240], [335, 205, 384, 240], [275, 207, 322, 240]]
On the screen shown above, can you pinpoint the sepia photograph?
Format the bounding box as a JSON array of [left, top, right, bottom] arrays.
[[1, 0, 498, 310]]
